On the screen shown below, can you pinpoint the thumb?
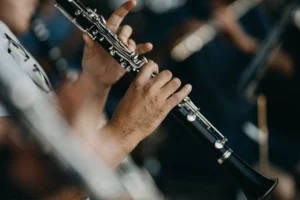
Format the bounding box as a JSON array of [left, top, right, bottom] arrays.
[[83, 34, 97, 59], [83, 34, 95, 49]]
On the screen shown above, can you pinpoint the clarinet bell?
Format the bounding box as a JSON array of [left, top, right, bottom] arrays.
[[224, 151, 278, 200]]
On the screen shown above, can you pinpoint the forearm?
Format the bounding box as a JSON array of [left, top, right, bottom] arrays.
[[80, 123, 142, 168], [69, 72, 111, 130], [231, 29, 294, 77], [43, 187, 88, 200], [0, 117, 10, 144], [266, 49, 294, 77], [226, 25, 259, 54], [80, 71, 111, 113], [229, 28, 293, 72]]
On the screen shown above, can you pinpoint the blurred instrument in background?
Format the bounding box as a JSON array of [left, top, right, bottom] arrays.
[[243, 95, 297, 200], [257, 95, 270, 175], [171, 0, 262, 62], [238, 1, 296, 100], [30, 0, 81, 84], [30, 15, 71, 82]]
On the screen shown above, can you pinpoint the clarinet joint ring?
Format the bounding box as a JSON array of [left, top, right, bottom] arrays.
[[217, 149, 233, 164]]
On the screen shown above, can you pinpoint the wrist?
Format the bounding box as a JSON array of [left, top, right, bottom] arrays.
[[80, 71, 112, 97], [104, 121, 143, 158]]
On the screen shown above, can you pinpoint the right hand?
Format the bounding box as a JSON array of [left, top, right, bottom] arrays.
[[108, 63, 192, 144]]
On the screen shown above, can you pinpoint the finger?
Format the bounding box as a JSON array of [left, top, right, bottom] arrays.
[[83, 34, 95, 49], [106, 0, 137, 33], [166, 84, 192, 109], [83, 34, 97, 60], [136, 43, 153, 55], [128, 39, 136, 52], [118, 25, 133, 45], [151, 70, 173, 89], [160, 78, 182, 99], [134, 63, 159, 86]]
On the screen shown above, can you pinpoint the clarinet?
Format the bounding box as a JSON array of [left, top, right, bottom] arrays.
[[54, 1, 278, 199], [171, 0, 262, 62]]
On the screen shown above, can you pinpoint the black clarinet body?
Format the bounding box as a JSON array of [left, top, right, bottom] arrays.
[[54, 0, 278, 199]]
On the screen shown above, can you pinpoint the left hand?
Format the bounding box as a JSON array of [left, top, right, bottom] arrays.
[[214, 7, 258, 54], [214, 7, 238, 35], [82, 0, 153, 87]]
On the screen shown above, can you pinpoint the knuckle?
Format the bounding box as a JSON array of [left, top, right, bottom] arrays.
[[171, 78, 181, 87], [150, 62, 158, 70], [153, 65, 159, 73], [151, 95, 160, 104], [158, 106, 165, 114], [155, 102, 166, 114], [132, 79, 143, 88], [173, 93, 182, 103], [144, 63, 153, 69], [142, 82, 154, 96], [145, 63, 158, 72], [141, 63, 151, 73]]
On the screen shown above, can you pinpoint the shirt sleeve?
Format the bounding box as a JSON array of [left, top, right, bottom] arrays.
[[0, 47, 27, 117], [0, 103, 9, 117]]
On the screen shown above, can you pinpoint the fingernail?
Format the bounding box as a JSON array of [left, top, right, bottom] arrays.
[[129, 46, 134, 52], [186, 84, 192, 90], [119, 35, 124, 41], [129, 0, 137, 5]]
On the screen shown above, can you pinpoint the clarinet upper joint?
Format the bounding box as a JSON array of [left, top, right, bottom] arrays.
[[218, 149, 233, 164]]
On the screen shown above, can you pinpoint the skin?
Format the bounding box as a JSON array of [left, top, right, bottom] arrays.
[[212, 1, 294, 78], [63, 0, 192, 167], [0, 0, 192, 198], [0, 0, 39, 35]]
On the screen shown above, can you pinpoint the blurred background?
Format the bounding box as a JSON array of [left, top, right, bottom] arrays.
[[8, 0, 300, 199]]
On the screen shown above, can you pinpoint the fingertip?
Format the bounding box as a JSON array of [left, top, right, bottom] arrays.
[[147, 43, 153, 50], [144, 62, 158, 74], [185, 84, 192, 92], [125, 0, 137, 10], [174, 77, 182, 85], [83, 34, 89, 42], [149, 61, 158, 69], [129, 0, 137, 7]]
